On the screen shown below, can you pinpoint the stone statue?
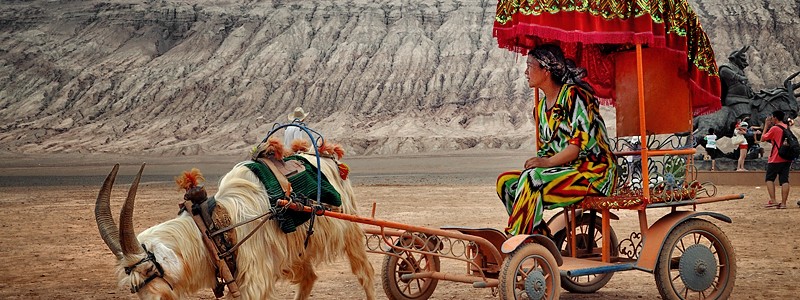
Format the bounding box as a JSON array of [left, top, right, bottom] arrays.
[[719, 46, 755, 116], [694, 46, 800, 146]]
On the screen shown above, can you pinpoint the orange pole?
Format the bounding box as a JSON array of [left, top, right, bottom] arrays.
[[601, 210, 610, 263], [534, 88, 540, 119], [691, 194, 745, 204], [569, 206, 577, 258], [401, 271, 500, 287], [276, 200, 505, 266], [686, 75, 696, 181], [645, 193, 745, 208], [534, 88, 540, 153], [637, 209, 649, 236], [635, 43, 650, 203], [635, 44, 651, 236], [614, 148, 696, 157]]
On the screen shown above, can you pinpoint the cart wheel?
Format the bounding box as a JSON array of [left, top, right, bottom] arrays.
[[655, 219, 736, 300], [499, 243, 561, 300], [381, 236, 441, 300], [553, 215, 618, 293]]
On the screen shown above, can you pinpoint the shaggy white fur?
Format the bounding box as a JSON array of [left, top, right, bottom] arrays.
[[117, 157, 375, 299]]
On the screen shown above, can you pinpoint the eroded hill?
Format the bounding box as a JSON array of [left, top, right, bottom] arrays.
[[1, 0, 798, 156]]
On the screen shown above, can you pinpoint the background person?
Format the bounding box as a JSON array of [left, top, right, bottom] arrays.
[[284, 106, 310, 146], [761, 110, 792, 209], [496, 44, 617, 236], [733, 122, 749, 171], [704, 128, 723, 170]]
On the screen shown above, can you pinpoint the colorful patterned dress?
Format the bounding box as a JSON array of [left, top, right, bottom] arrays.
[[497, 84, 616, 235]]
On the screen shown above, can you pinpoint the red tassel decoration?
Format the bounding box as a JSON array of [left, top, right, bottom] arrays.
[[338, 163, 350, 180], [175, 168, 205, 191]]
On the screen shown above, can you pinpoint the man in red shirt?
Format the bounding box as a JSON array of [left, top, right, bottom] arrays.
[[760, 110, 792, 209]]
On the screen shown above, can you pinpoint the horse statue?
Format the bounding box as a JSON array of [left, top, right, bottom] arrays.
[[694, 46, 800, 145]]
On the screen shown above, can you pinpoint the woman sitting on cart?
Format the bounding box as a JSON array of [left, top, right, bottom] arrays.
[[497, 44, 617, 236]]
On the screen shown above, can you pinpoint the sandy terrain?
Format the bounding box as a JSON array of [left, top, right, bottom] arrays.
[[0, 152, 798, 299]]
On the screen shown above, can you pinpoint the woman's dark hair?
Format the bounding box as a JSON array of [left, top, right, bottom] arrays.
[[528, 44, 594, 93], [708, 128, 715, 134]]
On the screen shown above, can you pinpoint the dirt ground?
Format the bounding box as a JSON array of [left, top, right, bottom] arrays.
[[0, 153, 798, 299]]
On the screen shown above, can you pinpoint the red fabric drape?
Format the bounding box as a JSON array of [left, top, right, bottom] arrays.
[[493, 5, 721, 116]]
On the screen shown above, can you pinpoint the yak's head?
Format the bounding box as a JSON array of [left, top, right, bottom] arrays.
[[95, 164, 183, 300]]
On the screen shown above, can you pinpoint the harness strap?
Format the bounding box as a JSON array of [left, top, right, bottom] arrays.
[[126, 244, 173, 293], [218, 208, 276, 258], [259, 158, 292, 198], [209, 209, 275, 238], [182, 201, 241, 299]]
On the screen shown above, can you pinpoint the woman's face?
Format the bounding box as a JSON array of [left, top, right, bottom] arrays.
[[525, 56, 549, 88]]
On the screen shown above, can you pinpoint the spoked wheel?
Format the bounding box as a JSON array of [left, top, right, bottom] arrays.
[[499, 243, 561, 300], [655, 219, 736, 300], [381, 236, 441, 300], [553, 215, 618, 293]]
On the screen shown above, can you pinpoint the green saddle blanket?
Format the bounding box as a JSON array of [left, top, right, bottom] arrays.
[[245, 155, 341, 233]]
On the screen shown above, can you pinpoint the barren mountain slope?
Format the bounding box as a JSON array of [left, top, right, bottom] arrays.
[[0, 0, 798, 156]]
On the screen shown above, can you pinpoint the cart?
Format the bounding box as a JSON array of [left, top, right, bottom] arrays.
[[277, 0, 741, 299]]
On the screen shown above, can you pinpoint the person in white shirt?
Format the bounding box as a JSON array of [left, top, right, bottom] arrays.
[[284, 107, 310, 147], [704, 128, 721, 170]]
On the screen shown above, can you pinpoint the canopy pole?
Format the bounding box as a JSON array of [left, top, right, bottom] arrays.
[[636, 44, 651, 207], [534, 88, 540, 117], [534, 88, 540, 153]]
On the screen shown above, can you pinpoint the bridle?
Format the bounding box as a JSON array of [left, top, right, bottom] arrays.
[[124, 244, 173, 293]]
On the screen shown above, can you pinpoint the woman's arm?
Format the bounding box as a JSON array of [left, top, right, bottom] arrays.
[[524, 144, 580, 168], [525, 86, 595, 169]]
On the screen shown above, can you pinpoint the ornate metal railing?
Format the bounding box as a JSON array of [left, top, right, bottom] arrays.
[[618, 232, 643, 260], [363, 227, 504, 283], [610, 133, 718, 204]]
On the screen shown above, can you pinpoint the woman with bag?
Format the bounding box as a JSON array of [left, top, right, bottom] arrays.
[[732, 122, 749, 171]]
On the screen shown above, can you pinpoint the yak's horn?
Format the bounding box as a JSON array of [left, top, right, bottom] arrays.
[[95, 164, 123, 259], [120, 163, 146, 255]]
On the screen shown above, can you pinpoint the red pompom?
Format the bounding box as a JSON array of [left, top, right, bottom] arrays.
[[319, 141, 345, 160], [338, 163, 350, 180], [265, 137, 287, 160], [291, 139, 311, 153], [175, 168, 205, 191]]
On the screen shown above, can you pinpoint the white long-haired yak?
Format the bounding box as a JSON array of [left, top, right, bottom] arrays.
[[94, 140, 375, 299]]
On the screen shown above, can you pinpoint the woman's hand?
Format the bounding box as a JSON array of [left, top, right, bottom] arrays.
[[525, 145, 581, 169], [524, 156, 551, 169]]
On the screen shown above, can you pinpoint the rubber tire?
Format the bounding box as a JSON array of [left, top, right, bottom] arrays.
[[654, 219, 736, 300], [552, 215, 618, 293], [499, 243, 561, 300], [381, 237, 441, 300]]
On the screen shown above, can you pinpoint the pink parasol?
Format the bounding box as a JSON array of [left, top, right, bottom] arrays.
[[493, 0, 721, 116]]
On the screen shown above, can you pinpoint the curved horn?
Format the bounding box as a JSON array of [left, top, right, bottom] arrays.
[[785, 71, 800, 90], [95, 164, 123, 259], [729, 48, 740, 58], [120, 163, 146, 256]]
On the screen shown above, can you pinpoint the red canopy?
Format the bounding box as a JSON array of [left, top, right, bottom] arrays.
[[493, 0, 721, 116]]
